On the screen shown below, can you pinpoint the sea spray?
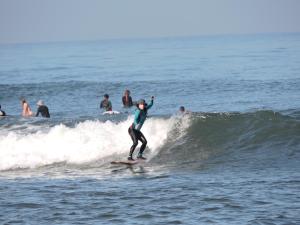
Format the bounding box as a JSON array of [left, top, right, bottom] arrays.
[[0, 116, 178, 171]]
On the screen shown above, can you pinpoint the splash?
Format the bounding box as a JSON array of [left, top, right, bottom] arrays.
[[0, 116, 181, 171]]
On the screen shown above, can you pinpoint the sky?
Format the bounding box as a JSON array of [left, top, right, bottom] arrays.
[[0, 0, 300, 44]]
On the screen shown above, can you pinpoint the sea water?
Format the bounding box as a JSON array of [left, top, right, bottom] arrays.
[[0, 33, 300, 224]]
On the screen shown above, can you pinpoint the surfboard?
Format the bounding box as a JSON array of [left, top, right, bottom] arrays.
[[103, 111, 120, 115], [110, 159, 146, 165], [111, 160, 139, 165]]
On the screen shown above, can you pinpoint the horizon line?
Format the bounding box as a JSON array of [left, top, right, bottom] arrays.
[[1, 31, 299, 46]]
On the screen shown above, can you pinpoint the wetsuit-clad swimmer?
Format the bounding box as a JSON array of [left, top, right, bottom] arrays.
[[0, 105, 6, 116], [36, 100, 50, 118], [100, 94, 112, 111], [179, 106, 185, 113], [128, 96, 154, 161], [178, 106, 191, 115], [122, 89, 133, 108]]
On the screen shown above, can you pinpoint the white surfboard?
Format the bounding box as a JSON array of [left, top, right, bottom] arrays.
[[102, 111, 120, 115]]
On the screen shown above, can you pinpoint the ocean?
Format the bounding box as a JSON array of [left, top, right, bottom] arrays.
[[0, 33, 300, 224]]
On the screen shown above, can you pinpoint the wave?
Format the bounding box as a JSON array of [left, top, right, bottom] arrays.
[[0, 116, 176, 171], [154, 110, 300, 168], [0, 110, 299, 171]]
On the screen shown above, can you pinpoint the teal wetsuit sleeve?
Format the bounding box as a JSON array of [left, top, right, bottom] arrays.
[[133, 110, 141, 128], [146, 99, 153, 110]]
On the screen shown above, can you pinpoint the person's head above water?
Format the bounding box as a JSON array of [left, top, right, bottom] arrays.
[[37, 100, 44, 106], [179, 106, 185, 112], [20, 98, 26, 104], [124, 89, 130, 96]]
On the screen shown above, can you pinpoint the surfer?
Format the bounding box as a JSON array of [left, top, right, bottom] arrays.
[[0, 105, 6, 116], [127, 96, 154, 161], [122, 89, 133, 108], [100, 94, 112, 112], [36, 100, 50, 118], [21, 98, 33, 117]]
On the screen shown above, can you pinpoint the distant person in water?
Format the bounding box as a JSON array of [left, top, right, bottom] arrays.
[[127, 96, 154, 161], [122, 89, 133, 108], [178, 106, 190, 115], [179, 106, 185, 114], [0, 105, 6, 116], [100, 94, 112, 111], [21, 99, 33, 117], [36, 100, 50, 118]]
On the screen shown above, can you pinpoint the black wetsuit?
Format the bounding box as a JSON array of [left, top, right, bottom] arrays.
[[122, 96, 133, 107], [0, 110, 6, 116], [128, 127, 147, 158], [36, 105, 50, 118]]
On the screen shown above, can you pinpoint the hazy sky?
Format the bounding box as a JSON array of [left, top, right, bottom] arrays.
[[0, 0, 299, 44]]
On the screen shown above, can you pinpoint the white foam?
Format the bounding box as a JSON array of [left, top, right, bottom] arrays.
[[0, 117, 178, 171]]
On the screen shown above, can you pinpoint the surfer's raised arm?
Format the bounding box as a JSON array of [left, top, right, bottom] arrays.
[[146, 96, 154, 110]]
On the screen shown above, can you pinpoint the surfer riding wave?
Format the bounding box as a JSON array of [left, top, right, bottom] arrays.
[[127, 96, 154, 161]]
